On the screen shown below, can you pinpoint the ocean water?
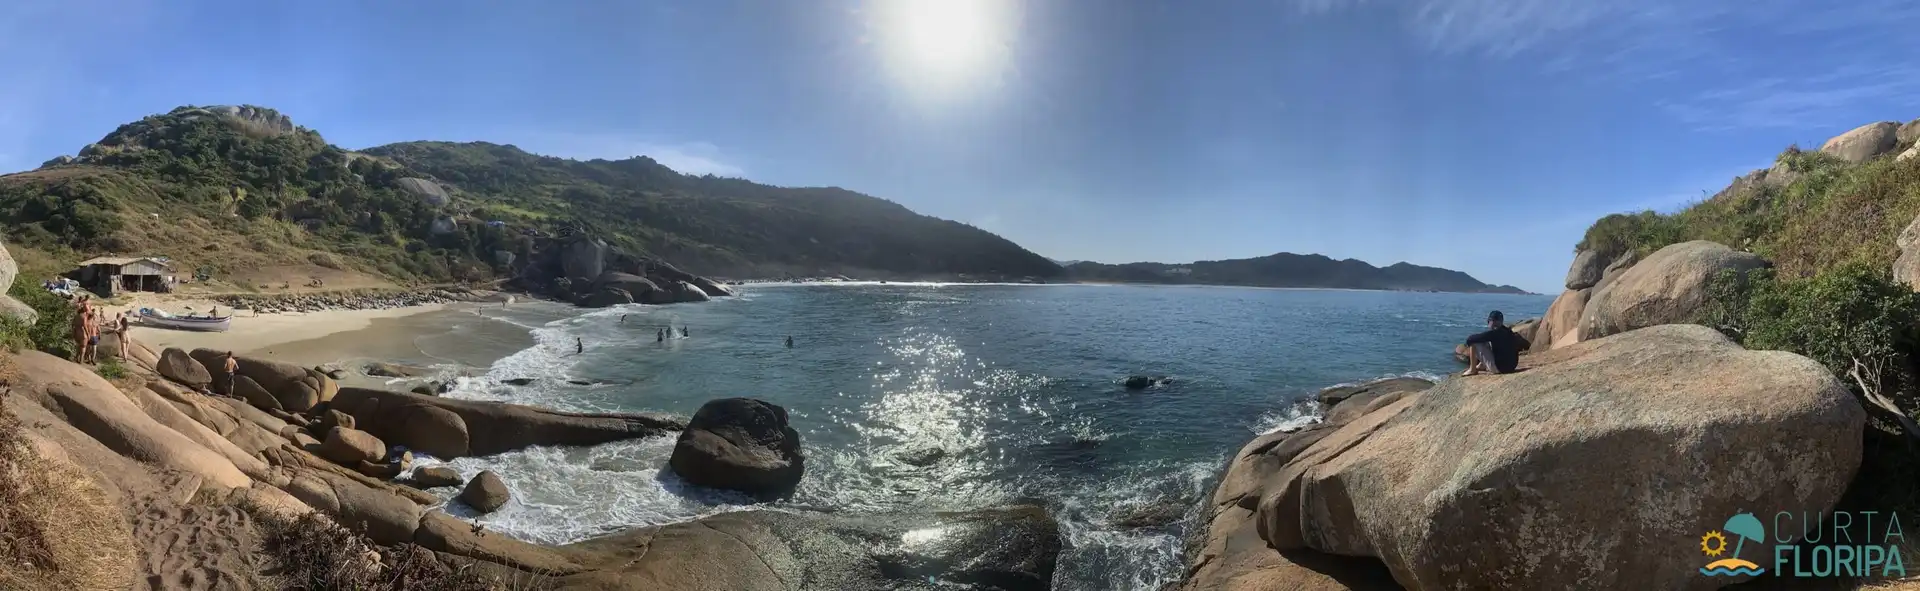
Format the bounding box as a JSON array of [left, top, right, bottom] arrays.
[[420, 283, 1550, 590]]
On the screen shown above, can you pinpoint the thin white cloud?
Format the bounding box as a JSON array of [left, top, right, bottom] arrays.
[[1287, 0, 1920, 132]]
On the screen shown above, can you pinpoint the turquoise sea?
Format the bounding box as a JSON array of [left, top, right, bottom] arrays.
[[421, 283, 1550, 590]]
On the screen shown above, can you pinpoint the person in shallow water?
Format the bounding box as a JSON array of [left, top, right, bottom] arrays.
[[1461, 310, 1520, 376], [657, 328, 665, 342], [680, 326, 689, 338], [575, 337, 584, 355]]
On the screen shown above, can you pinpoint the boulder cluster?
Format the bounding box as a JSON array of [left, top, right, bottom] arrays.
[[513, 236, 736, 308], [213, 288, 496, 315]]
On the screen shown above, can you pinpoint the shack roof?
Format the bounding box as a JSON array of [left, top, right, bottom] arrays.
[[75, 256, 172, 269]]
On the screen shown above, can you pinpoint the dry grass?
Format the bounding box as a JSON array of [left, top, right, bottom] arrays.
[[0, 387, 135, 591], [260, 512, 550, 591]]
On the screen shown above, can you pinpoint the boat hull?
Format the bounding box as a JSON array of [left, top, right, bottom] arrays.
[[138, 311, 231, 332]]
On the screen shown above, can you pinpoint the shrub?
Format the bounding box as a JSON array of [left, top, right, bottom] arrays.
[[1699, 264, 1920, 407], [259, 512, 531, 591], [0, 283, 78, 359], [94, 358, 126, 380]]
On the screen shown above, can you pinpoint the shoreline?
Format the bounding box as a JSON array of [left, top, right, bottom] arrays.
[[130, 303, 461, 357]]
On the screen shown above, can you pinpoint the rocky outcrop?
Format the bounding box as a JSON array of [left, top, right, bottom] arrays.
[[459, 470, 510, 513], [555, 505, 1061, 591], [1820, 121, 1900, 163], [691, 276, 734, 297], [7, 351, 252, 489], [330, 387, 683, 458], [156, 348, 211, 389], [410, 466, 463, 488], [0, 238, 31, 324], [1563, 249, 1604, 290], [580, 287, 634, 308], [1314, 377, 1431, 425], [1895, 212, 1920, 289], [1540, 287, 1590, 350], [1580, 241, 1768, 340], [319, 427, 386, 466], [1189, 325, 1863, 590], [668, 398, 804, 499], [395, 177, 450, 207], [188, 349, 337, 412], [562, 237, 609, 280]]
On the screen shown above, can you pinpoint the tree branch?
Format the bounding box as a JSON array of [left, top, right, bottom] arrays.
[[1850, 358, 1920, 445]]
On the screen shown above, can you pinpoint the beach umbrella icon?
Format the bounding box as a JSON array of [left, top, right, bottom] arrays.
[[1722, 512, 1765, 558]]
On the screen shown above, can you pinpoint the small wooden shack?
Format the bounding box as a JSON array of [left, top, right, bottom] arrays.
[[73, 256, 174, 296]]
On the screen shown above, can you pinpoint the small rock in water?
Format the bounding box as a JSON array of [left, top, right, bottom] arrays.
[[1109, 501, 1187, 529], [1123, 375, 1170, 390], [895, 447, 947, 467], [411, 384, 436, 396], [501, 378, 536, 386]]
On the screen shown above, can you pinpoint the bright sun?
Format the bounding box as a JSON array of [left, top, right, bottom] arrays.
[[868, 0, 1017, 96]]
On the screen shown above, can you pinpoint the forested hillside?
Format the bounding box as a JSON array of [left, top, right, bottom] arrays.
[[0, 105, 1063, 286], [1065, 253, 1526, 293]]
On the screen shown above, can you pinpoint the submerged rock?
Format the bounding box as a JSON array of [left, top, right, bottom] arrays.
[[331, 387, 683, 458], [1122, 375, 1170, 390], [460, 470, 510, 513], [555, 505, 1061, 590]]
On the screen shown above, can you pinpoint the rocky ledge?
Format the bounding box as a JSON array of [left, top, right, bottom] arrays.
[[1185, 325, 1864, 590], [5, 330, 1063, 590], [213, 288, 504, 314]]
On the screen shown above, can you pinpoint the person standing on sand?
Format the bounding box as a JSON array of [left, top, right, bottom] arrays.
[[222, 352, 239, 395], [1460, 310, 1519, 376]]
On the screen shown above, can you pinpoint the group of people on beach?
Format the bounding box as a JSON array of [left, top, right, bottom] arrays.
[[67, 295, 130, 365]]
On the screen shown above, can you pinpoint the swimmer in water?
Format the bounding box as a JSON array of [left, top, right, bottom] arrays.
[[785, 335, 793, 348], [657, 328, 665, 342], [680, 326, 688, 338], [575, 337, 583, 354]]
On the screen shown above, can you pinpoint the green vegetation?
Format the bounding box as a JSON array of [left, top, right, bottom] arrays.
[[94, 358, 127, 380], [0, 282, 78, 358], [1576, 146, 1920, 279], [0, 105, 1062, 285], [1064, 254, 1523, 293]]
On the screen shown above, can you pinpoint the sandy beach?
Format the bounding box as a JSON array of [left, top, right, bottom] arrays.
[[125, 299, 564, 375], [130, 304, 455, 354]]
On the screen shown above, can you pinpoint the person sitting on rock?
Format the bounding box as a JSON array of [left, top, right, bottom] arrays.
[[1461, 310, 1520, 376]]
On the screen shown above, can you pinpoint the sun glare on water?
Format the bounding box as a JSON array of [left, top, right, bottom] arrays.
[[866, 0, 1019, 100]]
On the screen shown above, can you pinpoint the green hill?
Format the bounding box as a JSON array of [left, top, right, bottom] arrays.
[[1064, 254, 1526, 293], [0, 105, 1063, 287]]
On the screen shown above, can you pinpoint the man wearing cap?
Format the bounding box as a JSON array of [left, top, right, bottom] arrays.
[[1462, 310, 1520, 376]]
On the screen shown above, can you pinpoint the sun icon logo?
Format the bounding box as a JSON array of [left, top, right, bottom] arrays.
[[1701, 530, 1727, 557], [1698, 512, 1766, 577]]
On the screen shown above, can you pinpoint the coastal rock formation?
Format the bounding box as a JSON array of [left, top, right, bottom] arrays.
[[459, 470, 510, 513], [410, 466, 463, 488], [157, 348, 212, 390], [562, 237, 610, 279], [594, 272, 661, 299], [554, 505, 1061, 591], [1190, 325, 1863, 591], [1580, 241, 1768, 340], [1540, 288, 1590, 350], [319, 426, 387, 466], [692, 276, 735, 297], [668, 280, 712, 303], [580, 287, 634, 308], [1314, 377, 1431, 425], [331, 387, 684, 458], [668, 398, 804, 499], [7, 351, 252, 489], [188, 349, 338, 412], [1819, 121, 1900, 163], [363, 361, 427, 378], [1563, 249, 1604, 290]]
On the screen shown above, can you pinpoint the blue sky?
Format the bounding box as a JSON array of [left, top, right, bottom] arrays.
[[5, 0, 1920, 293]]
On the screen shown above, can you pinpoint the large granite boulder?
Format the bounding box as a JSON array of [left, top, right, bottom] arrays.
[[594, 272, 661, 300], [1563, 249, 1604, 290], [1540, 288, 1591, 350], [668, 280, 712, 303], [579, 287, 634, 309], [396, 177, 450, 207], [561, 237, 609, 280], [1196, 325, 1863, 591], [1316, 377, 1432, 426], [319, 426, 387, 466], [0, 296, 35, 324], [459, 470, 510, 513], [157, 347, 211, 389], [1580, 241, 1768, 340], [6, 351, 251, 489], [691, 276, 734, 297], [555, 505, 1061, 591], [1819, 121, 1900, 163], [668, 398, 804, 499], [188, 349, 337, 412], [330, 387, 683, 458], [1895, 212, 1920, 289]]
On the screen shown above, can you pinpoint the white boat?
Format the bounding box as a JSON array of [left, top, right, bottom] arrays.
[[138, 307, 232, 332]]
